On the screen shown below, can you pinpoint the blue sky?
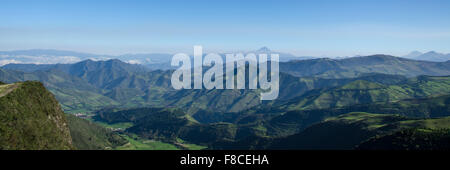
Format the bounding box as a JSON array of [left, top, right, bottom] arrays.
[[1, 0, 450, 56]]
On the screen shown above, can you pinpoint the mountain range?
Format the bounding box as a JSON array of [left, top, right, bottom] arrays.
[[280, 55, 450, 78], [2, 48, 449, 69], [1, 55, 450, 114], [0, 47, 312, 69], [403, 51, 450, 62], [0, 52, 449, 150]]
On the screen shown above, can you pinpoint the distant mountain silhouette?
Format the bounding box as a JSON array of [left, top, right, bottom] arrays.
[[403, 51, 450, 62]]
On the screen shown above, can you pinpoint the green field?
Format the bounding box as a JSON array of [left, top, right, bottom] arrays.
[[89, 118, 207, 150], [91, 120, 134, 129], [175, 138, 207, 150], [326, 112, 450, 131], [115, 134, 179, 150]]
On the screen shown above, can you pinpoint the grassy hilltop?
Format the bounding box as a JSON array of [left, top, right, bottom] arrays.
[[0, 81, 73, 150]]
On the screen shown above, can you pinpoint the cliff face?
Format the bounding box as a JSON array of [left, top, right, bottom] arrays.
[[0, 81, 73, 150]]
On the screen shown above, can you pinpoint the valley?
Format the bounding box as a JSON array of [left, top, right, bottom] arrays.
[[1, 54, 449, 150]]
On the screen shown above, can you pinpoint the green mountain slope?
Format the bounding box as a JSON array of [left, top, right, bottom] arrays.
[[0, 81, 73, 150], [280, 55, 450, 78], [210, 92, 450, 144], [32, 69, 120, 113], [356, 128, 450, 150], [66, 114, 127, 150], [2, 56, 448, 115], [281, 76, 450, 111], [0, 68, 119, 113], [94, 107, 242, 146], [269, 112, 450, 150]]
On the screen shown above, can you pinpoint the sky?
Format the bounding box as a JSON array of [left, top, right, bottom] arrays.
[[1, 0, 450, 57]]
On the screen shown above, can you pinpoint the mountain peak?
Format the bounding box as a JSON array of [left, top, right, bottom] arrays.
[[256, 47, 271, 53], [105, 58, 124, 64], [424, 51, 438, 55], [363, 54, 398, 60], [404, 51, 423, 58]]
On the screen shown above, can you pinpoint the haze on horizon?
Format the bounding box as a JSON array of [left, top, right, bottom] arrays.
[[1, 0, 450, 57]]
